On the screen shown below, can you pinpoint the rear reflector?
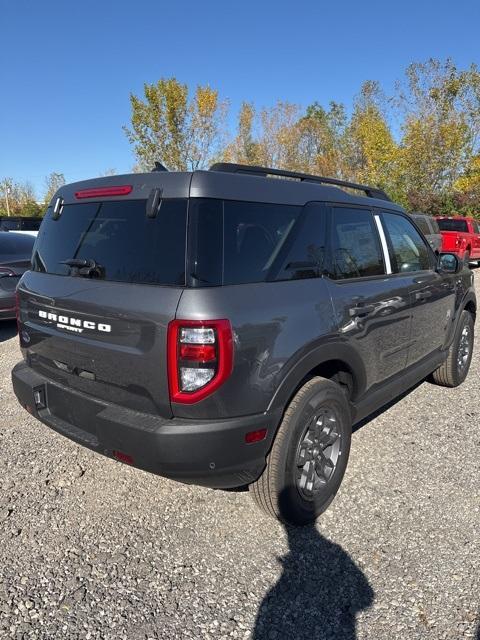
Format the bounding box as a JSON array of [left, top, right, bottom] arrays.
[[245, 428, 268, 444], [180, 343, 216, 361], [113, 450, 134, 465], [75, 185, 132, 199]]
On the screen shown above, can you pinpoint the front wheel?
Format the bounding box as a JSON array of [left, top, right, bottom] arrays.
[[249, 377, 352, 525], [431, 310, 474, 387]]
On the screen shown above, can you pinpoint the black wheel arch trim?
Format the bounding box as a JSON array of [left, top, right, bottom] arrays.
[[267, 342, 367, 414]]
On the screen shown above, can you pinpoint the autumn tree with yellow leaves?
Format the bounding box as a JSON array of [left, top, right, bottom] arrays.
[[125, 60, 480, 217]]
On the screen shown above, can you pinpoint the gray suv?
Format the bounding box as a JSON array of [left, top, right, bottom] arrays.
[[12, 163, 476, 525]]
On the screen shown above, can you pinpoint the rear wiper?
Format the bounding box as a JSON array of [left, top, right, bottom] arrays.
[[60, 258, 104, 278]]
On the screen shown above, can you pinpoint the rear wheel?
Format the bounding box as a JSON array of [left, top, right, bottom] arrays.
[[431, 311, 474, 387], [249, 377, 351, 525], [464, 250, 471, 264]]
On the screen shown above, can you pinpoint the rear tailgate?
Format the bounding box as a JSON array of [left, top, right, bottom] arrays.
[[440, 231, 463, 252], [17, 183, 189, 418], [18, 274, 182, 416]]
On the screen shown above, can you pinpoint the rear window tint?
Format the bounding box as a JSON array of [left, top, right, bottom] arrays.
[[32, 199, 187, 286], [437, 219, 468, 233], [189, 199, 302, 286]]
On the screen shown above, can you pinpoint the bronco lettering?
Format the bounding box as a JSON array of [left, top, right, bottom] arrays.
[[38, 310, 111, 332]]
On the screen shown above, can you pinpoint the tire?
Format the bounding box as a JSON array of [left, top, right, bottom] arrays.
[[431, 310, 475, 387], [249, 377, 352, 526], [464, 250, 471, 264]]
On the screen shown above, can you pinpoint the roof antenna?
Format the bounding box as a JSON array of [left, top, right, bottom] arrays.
[[152, 162, 168, 172]]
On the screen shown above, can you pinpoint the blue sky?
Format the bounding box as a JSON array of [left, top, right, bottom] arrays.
[[1, 0, 479, 198]]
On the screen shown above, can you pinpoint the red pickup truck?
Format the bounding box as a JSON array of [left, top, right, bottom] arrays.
[[435, 216, 480, 264]]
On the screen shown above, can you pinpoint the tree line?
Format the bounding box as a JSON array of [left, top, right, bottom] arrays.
[[126, 59, 480, 217], [2, 58, 479, 218], [0, 173, 65, 218]]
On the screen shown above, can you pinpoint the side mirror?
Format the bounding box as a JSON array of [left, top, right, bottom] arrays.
[[438, 253, 460, 274]]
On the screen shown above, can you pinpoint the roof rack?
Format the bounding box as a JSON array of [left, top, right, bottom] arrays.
[[209, 163, 391, 202]]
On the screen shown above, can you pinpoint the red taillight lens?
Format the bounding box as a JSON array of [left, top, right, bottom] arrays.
[[167, 319, 233, 403], [179, 343, 216, 361], [74, 185, 132, 199]]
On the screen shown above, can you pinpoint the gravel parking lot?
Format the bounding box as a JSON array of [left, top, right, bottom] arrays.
[[0, 278, 479, 640]]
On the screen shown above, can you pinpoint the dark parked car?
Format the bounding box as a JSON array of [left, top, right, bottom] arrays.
[[410, 212, 442, 253], [0, 216, 42, 236], [0, 232, 35, 320], [11, 164, 476, 525]]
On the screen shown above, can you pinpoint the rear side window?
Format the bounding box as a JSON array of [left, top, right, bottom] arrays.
[[275, 203, 327, 280], [32, 199, 187, 286], [189, 199, 302, 286], [382, 213, 431, 273], [330, 208, 384, 279], [437, 219, 468, 233], [472, 220, 480, 234]]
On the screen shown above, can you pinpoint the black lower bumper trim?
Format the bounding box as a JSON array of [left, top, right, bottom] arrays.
[[12, 361, 281, 489]]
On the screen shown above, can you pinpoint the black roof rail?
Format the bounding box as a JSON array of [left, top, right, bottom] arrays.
[[209, 163, 392, 202]]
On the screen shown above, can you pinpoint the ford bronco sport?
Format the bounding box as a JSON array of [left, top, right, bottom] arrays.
[[12, 163, 476, 525]]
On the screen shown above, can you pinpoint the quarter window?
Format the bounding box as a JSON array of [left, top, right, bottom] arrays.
[[275, 203, 327, 281], [382, 213, 431, 273], [330, 208, 385, 279]]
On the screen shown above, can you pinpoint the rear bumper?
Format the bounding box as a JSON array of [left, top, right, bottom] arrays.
[[11, 361, 281, 489]]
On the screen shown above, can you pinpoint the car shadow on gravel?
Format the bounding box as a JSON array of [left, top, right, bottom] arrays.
[[0, 320, 17, 343], [253, 490, 374, 639]]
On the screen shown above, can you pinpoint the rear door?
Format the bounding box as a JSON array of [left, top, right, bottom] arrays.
[[380, 211, 456, 364], [325, 206, 413, 389], [18, 197, 187, 418]]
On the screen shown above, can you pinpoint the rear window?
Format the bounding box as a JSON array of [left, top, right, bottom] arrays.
[[31, 199, 187, 286], [188, 199, 302, 286], [437, 219, 468, 233]]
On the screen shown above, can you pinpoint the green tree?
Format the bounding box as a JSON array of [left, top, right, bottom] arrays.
[[345, 82, 401, 199], [0, 178, 42, 217]]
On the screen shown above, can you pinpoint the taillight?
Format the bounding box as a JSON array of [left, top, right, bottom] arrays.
[[167, 319, 233, 403], [74, 185, 132, 199]]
